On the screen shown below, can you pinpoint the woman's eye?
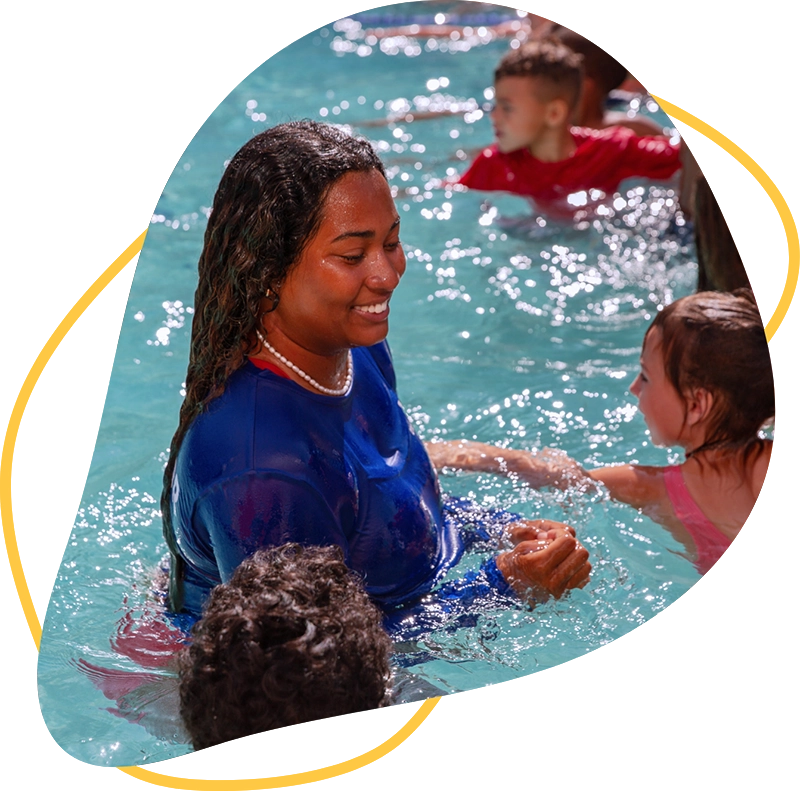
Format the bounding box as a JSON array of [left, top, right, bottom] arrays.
[[340, 253, 365, 263]]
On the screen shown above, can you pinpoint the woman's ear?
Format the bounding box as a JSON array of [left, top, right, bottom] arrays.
[[685, 388, 714, 427]]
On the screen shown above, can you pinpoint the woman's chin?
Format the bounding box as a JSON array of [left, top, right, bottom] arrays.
[[347, 322, 390, 349]]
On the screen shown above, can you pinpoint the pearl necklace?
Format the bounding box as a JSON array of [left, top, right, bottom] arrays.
[[255, 329, 352, 396]]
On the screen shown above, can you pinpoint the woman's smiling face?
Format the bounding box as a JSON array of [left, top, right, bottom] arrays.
[[267, 168, 406, 355]]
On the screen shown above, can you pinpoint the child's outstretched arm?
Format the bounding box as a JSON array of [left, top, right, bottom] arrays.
[[584, 464, 665, 510], [426, 439, 664, 509], [425, 439, 588, 489]]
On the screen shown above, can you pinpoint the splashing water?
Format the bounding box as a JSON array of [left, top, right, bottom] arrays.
[[38, 5, 702, 765]]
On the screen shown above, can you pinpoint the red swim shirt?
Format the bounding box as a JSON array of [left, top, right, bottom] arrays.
[[458, 126, 681, 213]]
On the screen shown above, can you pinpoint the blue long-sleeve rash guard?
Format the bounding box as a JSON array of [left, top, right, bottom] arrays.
[[169, 342, 473, 617]]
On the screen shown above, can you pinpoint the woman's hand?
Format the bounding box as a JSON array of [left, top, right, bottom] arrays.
[[495, 519, 591, 599]]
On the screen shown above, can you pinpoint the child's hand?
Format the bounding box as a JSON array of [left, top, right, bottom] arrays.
[[505, 518, 577, 545]]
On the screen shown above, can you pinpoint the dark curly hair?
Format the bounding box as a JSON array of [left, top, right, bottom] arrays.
[[494, 39, 584, 110], [648, 289, 774, 461], [161, 121, 386, 611], [177, 544, 393, 751]]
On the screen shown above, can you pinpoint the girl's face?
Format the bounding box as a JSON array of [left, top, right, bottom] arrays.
[[629, 327, 688, 448], [266, 169, 406, 355]]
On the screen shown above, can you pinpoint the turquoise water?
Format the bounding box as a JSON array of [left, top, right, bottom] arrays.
[[37, 4, 702, 766]]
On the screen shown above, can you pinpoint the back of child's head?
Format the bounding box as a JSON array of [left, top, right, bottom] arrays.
[[495, 39, 584, 109], [647, 289, 774, 451], [546, 26, 628, 94], [178, 544, 392, 751]]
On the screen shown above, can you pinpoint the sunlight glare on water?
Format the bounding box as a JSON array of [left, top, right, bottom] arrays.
[[38, 3, 702, 766]]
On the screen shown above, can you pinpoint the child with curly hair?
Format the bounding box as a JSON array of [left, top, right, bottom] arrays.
[[177, 544, 393, 750], [427, 290, 773, 574]]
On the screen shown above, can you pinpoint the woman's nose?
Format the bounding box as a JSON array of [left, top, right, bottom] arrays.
[[367, 249, 405, 290], [629, 374, 641, 396]]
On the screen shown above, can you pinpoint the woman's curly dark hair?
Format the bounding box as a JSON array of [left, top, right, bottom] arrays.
[[177, 544, 393, 751], [161, 121, 386, 611]]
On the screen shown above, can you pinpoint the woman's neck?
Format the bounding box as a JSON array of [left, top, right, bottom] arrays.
[[252, 327, 351, 395]]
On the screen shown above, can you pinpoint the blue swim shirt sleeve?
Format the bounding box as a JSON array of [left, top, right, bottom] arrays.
[[381, 497, 523, 638], [442, 495, 521, 550], [383, 556, 517, 639], [193, 471, 351, 585]]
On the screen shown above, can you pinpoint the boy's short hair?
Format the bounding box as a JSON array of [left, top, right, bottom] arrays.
[[495, 39, 584, 109], [178, 544, 392, 750]]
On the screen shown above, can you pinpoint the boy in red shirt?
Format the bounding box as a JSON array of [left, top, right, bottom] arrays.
[[457, 40, 681, 217]]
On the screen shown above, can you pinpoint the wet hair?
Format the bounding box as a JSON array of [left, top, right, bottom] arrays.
[[547, 26, 628, 94], [177, 544, 393, 751], [693, 176, 751, 293], [647, 289, 773, 458], [494, 39, 584, 110], [161, 121, 386, 611]]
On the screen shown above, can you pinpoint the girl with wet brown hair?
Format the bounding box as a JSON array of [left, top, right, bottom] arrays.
[[428, 289, 773, 574]]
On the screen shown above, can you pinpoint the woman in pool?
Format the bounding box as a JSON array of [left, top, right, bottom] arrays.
[[161, 120, 591, 618], [427, 290, 773, 574]]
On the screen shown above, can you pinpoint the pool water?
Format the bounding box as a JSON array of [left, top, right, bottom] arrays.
[[37, 3, 706, 766]]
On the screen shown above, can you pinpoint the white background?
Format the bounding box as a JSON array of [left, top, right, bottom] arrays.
[[0, 0, 375, 225]]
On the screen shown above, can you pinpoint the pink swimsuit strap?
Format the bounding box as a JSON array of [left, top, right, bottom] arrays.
[[663, 465, 732, 575]]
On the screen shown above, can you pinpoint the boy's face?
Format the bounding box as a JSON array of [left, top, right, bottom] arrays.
[[491, 76, 551, 153]]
